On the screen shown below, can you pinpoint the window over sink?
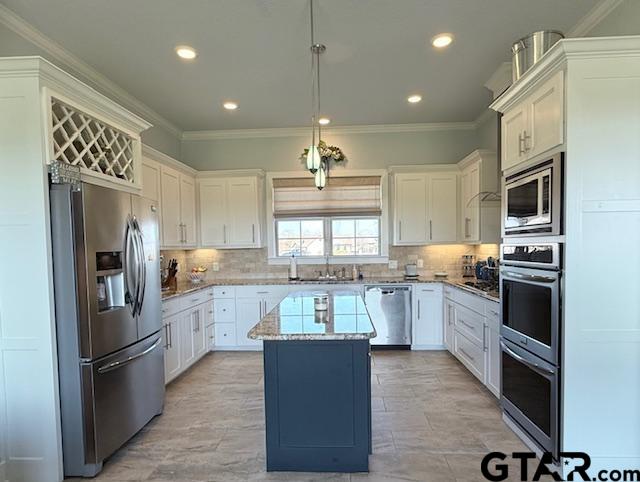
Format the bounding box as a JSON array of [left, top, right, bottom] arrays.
[[275, 217, 380, 259]]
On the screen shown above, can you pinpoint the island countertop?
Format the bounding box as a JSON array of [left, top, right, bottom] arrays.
[[248, 290, 376, 341]]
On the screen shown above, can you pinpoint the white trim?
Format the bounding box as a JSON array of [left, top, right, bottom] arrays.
[[142, 144, 196, 176], [387, 163, 460, 174], [490, 36, 640, 112], [567, 0, 625, 38], [265, 169, 389, 263], [0, 4, 182, 137], [483, 62, 512, 99], [182, 122, 476, 140], [457, 149, 495, 170], [197, 168, 265, 179], [473, 108, 498, 129]]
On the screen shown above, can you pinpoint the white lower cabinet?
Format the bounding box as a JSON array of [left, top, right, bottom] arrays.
[[214, 323, 237, 346], [163, 315, 181, 383], [453, 329, 486, 381], [412, 285, 444, 348], [484, 301, 501, 397], [162, 290, 214, 384], [180, 310, 197, 368], [444, 299, 455, 352], [235, 297, 263, 348], [444, 285, 501, 398]]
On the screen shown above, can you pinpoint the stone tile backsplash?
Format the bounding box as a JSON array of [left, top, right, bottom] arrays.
[[161, 244, 499, 281]]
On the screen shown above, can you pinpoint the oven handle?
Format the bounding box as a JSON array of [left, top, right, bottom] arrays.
[[500, 341, 555, 376], [501, 270, 556, 283]]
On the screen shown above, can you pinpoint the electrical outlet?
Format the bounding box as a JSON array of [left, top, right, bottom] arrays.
[[212, 262, 220, 272], [388, 260, 398, 270], [416, 259, 424, 268]]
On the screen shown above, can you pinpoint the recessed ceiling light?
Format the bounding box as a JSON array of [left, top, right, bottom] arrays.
[[175, 45, 197, 60], [318, 117, 330, 125], [432, 33, 453, 49], [407, 95, 422, 104], [223, 101, 238, 111]]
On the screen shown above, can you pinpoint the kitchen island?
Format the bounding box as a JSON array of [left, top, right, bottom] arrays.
[[248, 290, 376, 473]]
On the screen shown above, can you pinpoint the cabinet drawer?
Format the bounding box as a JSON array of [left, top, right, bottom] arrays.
[[183, 289, 212, 307], [415, 283, 443, 295], [214, 299, 236, 322], [454, 288, 486, 315], [214, 323, 237, 346], [485, 300, 500, 324], [454, 305, 485, 347], [161, 297, 182, 318], [454, 330, 485, 382], [213, 286, 236, 299], [235, 285, 289, 299]]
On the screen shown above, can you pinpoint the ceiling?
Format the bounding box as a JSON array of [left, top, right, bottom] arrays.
[[1, 0, 601, 131]]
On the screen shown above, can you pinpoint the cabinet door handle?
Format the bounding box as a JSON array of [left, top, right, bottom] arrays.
[[398, 221, 402, 240], [168, 322, 172, 348], [518, 132, 524, 156], [483, 323, 488, 352], [417, 299, 421, 320], [459, 318, 476, 331], [223, 224, 227, 244], [163, 324, 169, 349], [429, 220, 433, 240], [252, 224, 255, 243], [465, 217, 470, 238], [523, 130, 531, 152]]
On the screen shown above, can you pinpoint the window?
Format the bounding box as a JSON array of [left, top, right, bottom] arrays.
[[275, 217, 380, 258], [276, 219, 324, 257], [332, 218, 380, 256]]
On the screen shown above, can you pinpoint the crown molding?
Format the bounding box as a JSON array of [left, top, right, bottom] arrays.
[[490, 36, 640, 112], [473, 108, 498, 128], [568, 0, 625, 38], [484, 62, 512, 99], [182, 121, 476, 140], [457, 149, 496, 170], [0, 3, 182, 138], [142, 144, 196, 176], [197, 169, 265, 179]]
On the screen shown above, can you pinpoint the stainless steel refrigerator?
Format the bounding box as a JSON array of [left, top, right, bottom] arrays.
[[50, 182, 164, 477]]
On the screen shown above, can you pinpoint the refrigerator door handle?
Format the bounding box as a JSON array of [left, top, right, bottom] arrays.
[[132, 217, 146, 317], [97, 336, 162, 374], [124, 217, 138, 316]]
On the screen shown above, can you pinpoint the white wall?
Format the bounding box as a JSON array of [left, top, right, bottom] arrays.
[[0, 22, 182, 160], [0, 72, 63, 481], [181, 127, 479, 171]]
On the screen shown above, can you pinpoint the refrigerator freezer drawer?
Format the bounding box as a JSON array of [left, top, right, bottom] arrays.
[[81, 334, 165, 465]]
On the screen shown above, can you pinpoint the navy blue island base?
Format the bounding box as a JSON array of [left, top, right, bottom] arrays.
[[263, 339, 372, 472], [247, 290, 376, 473]]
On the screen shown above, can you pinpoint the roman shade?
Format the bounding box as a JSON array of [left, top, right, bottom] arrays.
[[272, 176, 382, 218]]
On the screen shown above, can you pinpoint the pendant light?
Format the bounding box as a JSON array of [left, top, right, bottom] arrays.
[[306, 0, 326, 186], [315, 161, 327, 190]]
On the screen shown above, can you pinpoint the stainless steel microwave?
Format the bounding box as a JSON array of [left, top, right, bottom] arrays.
[[503, 154, 563, 237]]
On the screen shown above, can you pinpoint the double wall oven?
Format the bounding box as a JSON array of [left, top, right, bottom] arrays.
[[500, 152, 564, 461], [500, 243, 561, 459]]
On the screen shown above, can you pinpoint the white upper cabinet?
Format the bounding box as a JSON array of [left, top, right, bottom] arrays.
[[199, 179, 227, 246], [528, 70, 564, 160], [394, 174, 428, 245], [198, 174, 263, 249], [501, 70, 564, 172], [141, 157, 161, 202], [428, 173, 458, 243], [180, 176, 197, 246], [160, 164, 197, 248], [458, 150, 500, 244], [393, 171, 458, 245]]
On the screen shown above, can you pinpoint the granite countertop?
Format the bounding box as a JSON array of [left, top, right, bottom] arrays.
[[161, 276, 499, 302], [248, 290, 377, 341]]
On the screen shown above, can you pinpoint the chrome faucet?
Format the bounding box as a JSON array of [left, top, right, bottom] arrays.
[[325, 255, 331, 277]]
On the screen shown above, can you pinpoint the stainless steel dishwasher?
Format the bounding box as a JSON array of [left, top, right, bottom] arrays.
[[364, 285, 412, 347]]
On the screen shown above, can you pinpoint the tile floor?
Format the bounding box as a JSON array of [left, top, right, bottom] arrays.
[[68, 350, 534, 482]]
